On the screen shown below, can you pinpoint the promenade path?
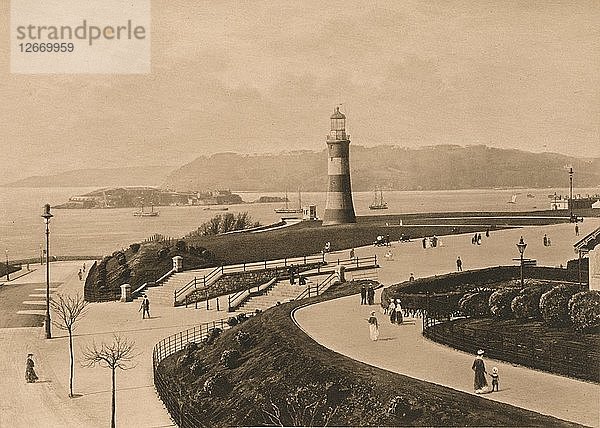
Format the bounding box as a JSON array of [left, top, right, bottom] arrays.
[[1, 219, 598, 427], [300, 219, 600, 428], [0, 261, 243, 428]]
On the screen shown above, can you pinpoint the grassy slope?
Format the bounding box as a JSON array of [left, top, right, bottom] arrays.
[[158, 281, 581, 427]]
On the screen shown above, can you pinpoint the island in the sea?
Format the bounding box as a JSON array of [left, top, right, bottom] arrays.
[[54, 187, 244, 209]]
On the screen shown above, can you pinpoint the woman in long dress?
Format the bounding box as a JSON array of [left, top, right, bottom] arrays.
[[472, 349, 488, 393], [25, 353, 38, 383], [368, 311, 379, 341], [395, 299, 403, 324], [389, 299, 396, 324]]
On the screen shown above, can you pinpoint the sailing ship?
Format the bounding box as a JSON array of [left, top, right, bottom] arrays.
[[369, 189, 388, 210], [133, 203, 159, 217], [274, 189, 303, 214], [507, 194, 518, 204]]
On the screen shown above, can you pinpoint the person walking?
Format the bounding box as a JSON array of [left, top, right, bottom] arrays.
[[349, 248, 355, 259], [409, 273, 415, 282], [367, 311, 379, 341], [395, 299, 403, 324], [472, 349, 488, 394], [543, 234, 548, 247], [575, 224, 579, 236], [367, 286, 375, 305], [490, 367, 499, 392], [25, 353, 38, 383], [456, 256, 463, 271], [422, 237, 427, 249], [389, 299, 397, 324], [360, 285, 367, 305], [139, 295, 150, 319], [77, 269, 83, 281]]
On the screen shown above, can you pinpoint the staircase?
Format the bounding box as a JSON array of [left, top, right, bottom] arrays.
[[143, 268, 214, 305], [238, 280, 308, 312]]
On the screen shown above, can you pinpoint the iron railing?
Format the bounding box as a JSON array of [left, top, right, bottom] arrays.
[[173, 254, 326, 305]]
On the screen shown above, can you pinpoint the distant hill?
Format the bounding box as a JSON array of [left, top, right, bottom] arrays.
[[2, 166, 176, 188], [163, 145, 600, 192]]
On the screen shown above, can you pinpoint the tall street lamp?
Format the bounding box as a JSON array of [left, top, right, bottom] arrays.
[[5, 249, 9, 281], [569, 167, 574, 221], [516, 236, 527, 287], [42, 204, 53, 339]]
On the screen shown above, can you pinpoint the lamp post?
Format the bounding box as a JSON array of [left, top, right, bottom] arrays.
[[40, 243, 43, 265], [41, 204, 53, 339], [569, 167, 574, 221], [516, 236, 527, 286], [5, 249, 9, 281]]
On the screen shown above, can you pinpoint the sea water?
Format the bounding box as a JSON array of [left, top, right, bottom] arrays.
[[0, 186, 597, 260]]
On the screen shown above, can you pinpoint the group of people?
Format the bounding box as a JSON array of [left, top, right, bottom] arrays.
[[472, 349, 500, 393], [543, 234, 552, 247], [388, 298, 403, 324], [422, 235, 440, 248], [288, 265, 306, 285], [360, 284, 376, 305]]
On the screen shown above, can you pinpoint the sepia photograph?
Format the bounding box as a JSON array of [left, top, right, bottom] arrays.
[[1, 1, 599, 427]]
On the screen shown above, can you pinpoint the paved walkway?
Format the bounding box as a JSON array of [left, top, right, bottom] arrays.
[[300, 219, 600, 428], [1, 219, 598, 427], [0, 261, 241, 428]]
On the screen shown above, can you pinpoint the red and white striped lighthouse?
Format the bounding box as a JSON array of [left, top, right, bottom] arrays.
[[323, 106, 356, 225]]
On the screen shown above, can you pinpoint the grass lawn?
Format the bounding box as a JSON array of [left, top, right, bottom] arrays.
[[156, 281, 581, 427]]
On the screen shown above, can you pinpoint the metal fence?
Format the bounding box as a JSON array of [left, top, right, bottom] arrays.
[[422, 312, 600, 383]]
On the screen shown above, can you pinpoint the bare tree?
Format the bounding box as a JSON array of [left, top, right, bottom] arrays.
[[82, 335, 137, 428], [50, 293, 88, 398]]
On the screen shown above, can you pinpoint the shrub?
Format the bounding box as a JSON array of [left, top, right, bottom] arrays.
[[511, 286, 545, 319], [203, 373, 231, 396], [220, 349, 241, 369], [235, 331, 252, 348], [175, 240, 188, 253], [189, 360, 206, 376], [227, 317, 238, 327], [569, 291, 600, 332], [459, 292, 491, 317], [157, 248, 169, 260], [540, 284, 581, 327], [489, 288, 520, 319], [184, 342, 199, 354], [236, 313, 248, 323], [203, 327, 222, 345], [386, 395, 423, 420], [129, 243, 141, 253]]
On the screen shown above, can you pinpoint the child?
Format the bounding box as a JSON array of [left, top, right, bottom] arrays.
[[491, 366, 499, 392]]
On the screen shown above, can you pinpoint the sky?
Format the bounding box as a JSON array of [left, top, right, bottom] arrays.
[[0, 0, 598, 184]]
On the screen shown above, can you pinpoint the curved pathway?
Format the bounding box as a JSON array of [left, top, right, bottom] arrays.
[[300, 220, 600, 427]]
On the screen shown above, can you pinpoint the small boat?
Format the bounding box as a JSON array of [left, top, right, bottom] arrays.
[[274, 189, 303, 214], [203, 206, 229, 211], [507, 194, 517, 204], [369, 189, 388, 210], [133, 203, 159, 217]]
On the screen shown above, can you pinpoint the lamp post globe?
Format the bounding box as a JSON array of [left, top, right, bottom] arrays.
[[41, 204, 53, 339], [516, 236, 527, 286]]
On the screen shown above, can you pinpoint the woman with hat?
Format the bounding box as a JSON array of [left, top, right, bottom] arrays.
[[367, 311, 379, 341], [25, 353, 38, 383], [472, 349, 488, 393]]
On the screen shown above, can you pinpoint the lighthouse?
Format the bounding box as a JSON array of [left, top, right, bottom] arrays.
[[323, 106, 356, 225]]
